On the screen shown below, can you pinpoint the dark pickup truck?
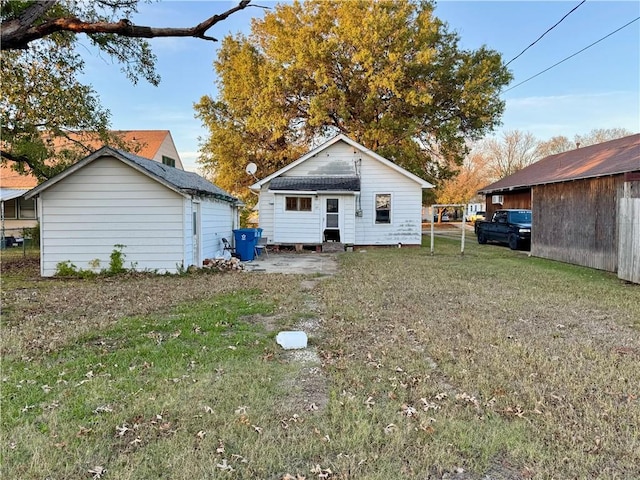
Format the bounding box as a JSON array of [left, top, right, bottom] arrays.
[[475, 209, 532, 250]]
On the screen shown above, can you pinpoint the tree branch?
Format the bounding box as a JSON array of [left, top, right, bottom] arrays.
[[1, 0, 252, 50]]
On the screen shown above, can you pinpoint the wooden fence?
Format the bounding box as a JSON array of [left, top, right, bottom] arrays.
[[618, 197, 640, 284]]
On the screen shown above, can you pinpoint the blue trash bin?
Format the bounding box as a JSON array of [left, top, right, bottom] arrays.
[[233, 228, 258, 261]]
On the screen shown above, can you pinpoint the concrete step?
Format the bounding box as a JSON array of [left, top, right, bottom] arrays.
[[322, 242, 345, 253]]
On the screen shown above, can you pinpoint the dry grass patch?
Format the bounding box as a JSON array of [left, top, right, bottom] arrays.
[[318, 240, 640, 478], [2, 241, 638, 479]]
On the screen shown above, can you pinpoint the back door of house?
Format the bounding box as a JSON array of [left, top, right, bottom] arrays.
[[323, 197, 342, 242]]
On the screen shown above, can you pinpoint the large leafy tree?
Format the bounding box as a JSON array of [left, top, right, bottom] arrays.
[[195, 0, 512, 200], [435, 147, 492, 205], [1, 0, 251, 181]]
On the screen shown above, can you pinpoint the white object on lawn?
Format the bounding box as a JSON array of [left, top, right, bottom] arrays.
[[276, 331, 308, 350]]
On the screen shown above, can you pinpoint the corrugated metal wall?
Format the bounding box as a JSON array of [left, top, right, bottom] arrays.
[[531, 176, 621, 272]]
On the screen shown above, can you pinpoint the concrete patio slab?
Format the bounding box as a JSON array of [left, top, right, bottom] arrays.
[[242, 253, 339, 275]]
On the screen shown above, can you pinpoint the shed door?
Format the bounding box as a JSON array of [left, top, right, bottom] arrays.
[[192, 202, 201, 267]]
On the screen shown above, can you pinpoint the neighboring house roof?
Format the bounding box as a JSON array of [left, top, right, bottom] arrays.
[[0, 188, 30, 202], [26, 147, 238, 203], [0, 165, 38, 189], [1, 130, 183, 190], [52, 130, 175, 161], [269, 176, 361, 192], [250, 134, 434, 190], [479, 133, 640, 194]]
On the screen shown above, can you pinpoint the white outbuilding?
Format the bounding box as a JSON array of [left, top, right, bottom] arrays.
[[26, 147, 241, 276], [250, 134, 433, 249]]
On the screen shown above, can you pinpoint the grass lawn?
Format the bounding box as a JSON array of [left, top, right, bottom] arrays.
[[1, 240, 639, 479]]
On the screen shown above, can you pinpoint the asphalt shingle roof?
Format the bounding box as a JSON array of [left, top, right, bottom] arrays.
[[269, 176, 361, 192], [115, 149, 237, 202]]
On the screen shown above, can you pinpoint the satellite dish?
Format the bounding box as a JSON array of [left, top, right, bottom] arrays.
[[245, 163, 257, 176]]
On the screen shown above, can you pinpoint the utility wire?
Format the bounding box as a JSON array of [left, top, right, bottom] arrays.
[[505, 0, 587, 66], [503, 16, 640, 93]]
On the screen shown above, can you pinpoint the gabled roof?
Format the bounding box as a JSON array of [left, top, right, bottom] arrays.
[[250, 134, 433, 190], [479, 133, 640, 194], [25, 147, 238, 203], [270, 176, 360, 192]]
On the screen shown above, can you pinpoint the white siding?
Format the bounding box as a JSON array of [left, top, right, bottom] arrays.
[[39, 157, 186, 276], [200, 198, 236, 259], [355, 153, 423, 246], [284, 142, 358, 177], [272, 194, 321, 243], [257, 189, 275, 242], [154, 135, 185, 170]]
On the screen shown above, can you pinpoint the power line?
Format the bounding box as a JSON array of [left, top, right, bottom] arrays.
[[505, 0, 587, 67], [503, 16, 640, 93]]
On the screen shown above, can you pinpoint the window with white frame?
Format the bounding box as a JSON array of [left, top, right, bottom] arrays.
[[285, 196, 312, 211], [375, 193, 391, 224], [18, 197, 36, 219]]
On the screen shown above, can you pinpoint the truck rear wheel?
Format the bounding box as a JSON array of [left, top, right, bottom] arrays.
[[477, 232, 487, 244], [508, 234, 519, 250]]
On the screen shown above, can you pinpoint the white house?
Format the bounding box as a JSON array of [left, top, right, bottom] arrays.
[[250, 134, 433, 248], [26, 147, 241, 276]]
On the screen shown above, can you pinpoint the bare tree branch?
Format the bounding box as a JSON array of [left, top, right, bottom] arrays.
[[1, 0, 252, 50]]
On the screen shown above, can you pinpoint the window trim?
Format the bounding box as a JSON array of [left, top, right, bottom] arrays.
[[17, 197, 37, 219], [162, 155, 176, 168], [3, 198, 18, 219], [285, 196, 313, 212], [374, 193, 392, 225]]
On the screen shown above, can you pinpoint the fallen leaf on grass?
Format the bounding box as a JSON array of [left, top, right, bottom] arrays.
[[310, 464, 333, 478], [401, 404, 417, 417], [88, 466, 105, 479], [116, 424, 130, 436], [94, 405, 113, 414], [216, 459, 235, 472]]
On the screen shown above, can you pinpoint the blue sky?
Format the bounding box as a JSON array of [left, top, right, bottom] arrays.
[[79, 1, 640, 171]]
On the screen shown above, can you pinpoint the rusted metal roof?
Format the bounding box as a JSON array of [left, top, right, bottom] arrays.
[[479, 134, 640, 194]]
